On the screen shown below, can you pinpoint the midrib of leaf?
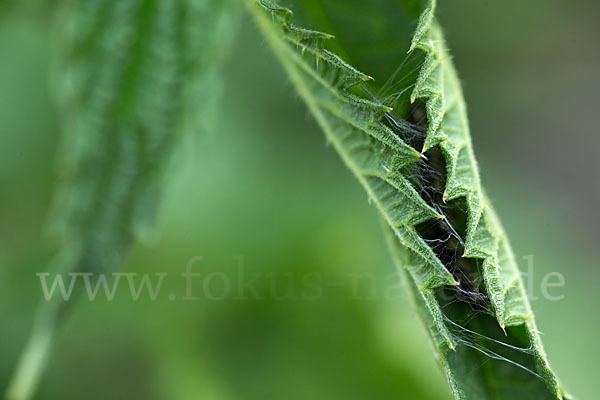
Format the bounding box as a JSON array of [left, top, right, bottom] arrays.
[[248, 0, 567, 399]]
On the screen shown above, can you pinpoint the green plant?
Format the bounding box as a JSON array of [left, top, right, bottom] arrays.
[[6, 1, 236, 399], [247, 0, 567, 398], [7, 0, 568, 399]]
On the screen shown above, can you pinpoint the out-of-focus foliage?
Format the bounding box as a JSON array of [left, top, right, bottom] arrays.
[[6, 0, 236, 398]]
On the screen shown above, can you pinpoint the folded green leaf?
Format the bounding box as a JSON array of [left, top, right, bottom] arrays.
[[248, 0, 567, 398]]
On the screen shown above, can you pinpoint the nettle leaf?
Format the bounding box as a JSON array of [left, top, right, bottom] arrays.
[[7, 1, 236, 399], [249, 0, 567, 398]]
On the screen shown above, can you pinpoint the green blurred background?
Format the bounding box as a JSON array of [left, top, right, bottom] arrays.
[[1, 0, 598, 399]]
